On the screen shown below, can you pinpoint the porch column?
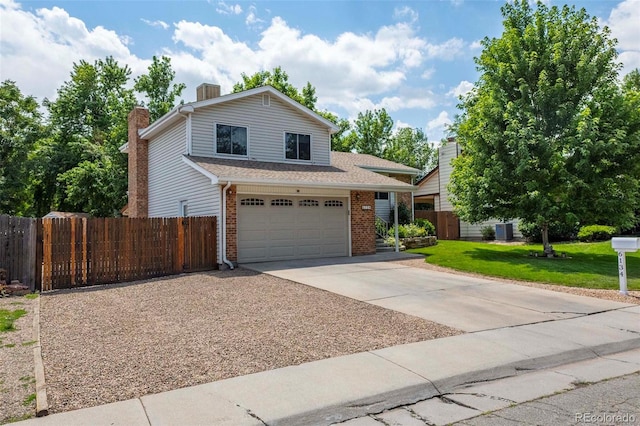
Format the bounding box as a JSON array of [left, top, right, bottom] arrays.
[[394, 191, 399, 253]]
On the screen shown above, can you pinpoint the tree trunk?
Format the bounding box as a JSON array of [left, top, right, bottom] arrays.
[[541, 223, 555, 256]]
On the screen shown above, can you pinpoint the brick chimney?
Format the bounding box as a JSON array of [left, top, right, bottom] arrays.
[[196, 83, 221, 101], [127, 107, 150, 218]]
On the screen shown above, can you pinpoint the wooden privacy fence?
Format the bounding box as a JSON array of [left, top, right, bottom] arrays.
[[0, 215, 40, 288], [415, 211, 460, 240], [0, 215, 218, 291]]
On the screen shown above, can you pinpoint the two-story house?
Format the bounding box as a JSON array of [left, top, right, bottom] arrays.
[[414, 138, 522, 240], [124, 84, 418, 267]]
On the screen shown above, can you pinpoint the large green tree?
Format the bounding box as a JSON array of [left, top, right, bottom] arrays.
[[134, 55, 186, 122], [32, 57, 136, 216], [351, 108, 393, 157], [383, 127, 436, 175], [449, 0, 638, 252], [0, 81, 42, 215], [233, 66, 317, 110]]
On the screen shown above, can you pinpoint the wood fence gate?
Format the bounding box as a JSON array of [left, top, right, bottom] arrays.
[[0, 215, 40, 289], [415, 211, 460, 240], [0, 215, 218, 291]]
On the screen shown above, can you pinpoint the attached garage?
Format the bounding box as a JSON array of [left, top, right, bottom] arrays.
[[237, 195, 349, 263]]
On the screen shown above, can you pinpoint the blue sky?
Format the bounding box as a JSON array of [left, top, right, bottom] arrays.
[[1, 0, 638, 142]]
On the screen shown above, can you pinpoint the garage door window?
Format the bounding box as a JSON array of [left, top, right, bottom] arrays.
[[240, 198, 264, 206], [271, 199, 293, 206], [324, 200, 344, 207], [299, 199, 319, 207]]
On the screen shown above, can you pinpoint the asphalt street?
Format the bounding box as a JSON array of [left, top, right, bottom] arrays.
[[456, 372, 639, 426]]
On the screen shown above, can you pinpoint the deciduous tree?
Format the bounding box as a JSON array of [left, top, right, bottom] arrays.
[[0, 81, 42, 215], [448, 0, 638, 253], [134, 55, 185, 122]]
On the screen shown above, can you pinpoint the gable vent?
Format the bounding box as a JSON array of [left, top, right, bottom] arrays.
[[262, 94, 270, 106]]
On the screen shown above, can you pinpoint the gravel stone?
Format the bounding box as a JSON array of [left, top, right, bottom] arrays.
[[0, 296, 37, 424], [394, 259, 640, 305], [40, 268, 462, 414]]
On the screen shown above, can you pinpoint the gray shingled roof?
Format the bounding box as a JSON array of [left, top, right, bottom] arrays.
[[185, 152, 418, 191]]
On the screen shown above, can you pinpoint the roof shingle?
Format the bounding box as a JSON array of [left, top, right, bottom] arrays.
[[185, 152, 417, 191]]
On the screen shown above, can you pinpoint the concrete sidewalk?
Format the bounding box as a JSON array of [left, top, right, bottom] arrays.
[[15, 254, 640, 425]]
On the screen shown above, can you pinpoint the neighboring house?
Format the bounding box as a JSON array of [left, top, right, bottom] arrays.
[[123, 84, 418, 266], [414, 138, 522, 240]]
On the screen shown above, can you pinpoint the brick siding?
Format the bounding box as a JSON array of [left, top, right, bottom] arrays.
[[127, 107, 150, 218], [225, 184, 237, 261], [351, 191, 376, 256], [390, 174, 413, 209]]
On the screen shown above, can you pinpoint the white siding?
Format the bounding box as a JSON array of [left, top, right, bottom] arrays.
[[191, 94, 332, 165], [375, 199, 392, 222], [438, 142, 460, 212], [236, 185, 348, 197], [148, 121, 220, 219], [460, 219, 523, 240], [415, 168, 439, 197]]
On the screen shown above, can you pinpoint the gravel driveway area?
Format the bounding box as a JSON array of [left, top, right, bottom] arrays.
[[40, 268, 461, 414]]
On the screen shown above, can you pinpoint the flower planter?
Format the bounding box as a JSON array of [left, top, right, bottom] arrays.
[[401, 236, 437, 249]]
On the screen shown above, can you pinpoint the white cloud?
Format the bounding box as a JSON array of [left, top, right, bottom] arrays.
[[450, 0, 464, 6], [470, 40, 482, 50], [421, 68, 435, 80], [0, 0, 141, 102], [605, 0, 640, 76], [427, 111, 452, 136], [425, 38, 465, 60], [216, 1, 242, 15], [141, 18, 169, 30], [245, 5, 264, 27], [447, 80, 474, 98], [393, 6, 418, 23], [394, 120, 413, 130], [0, 1, 446, 123]]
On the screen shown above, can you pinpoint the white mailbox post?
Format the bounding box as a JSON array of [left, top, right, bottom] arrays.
[[611, 237, 640, 295]]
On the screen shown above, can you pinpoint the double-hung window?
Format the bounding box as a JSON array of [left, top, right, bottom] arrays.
[[216, 124, 247, 156], [285, 133, 311, 161]]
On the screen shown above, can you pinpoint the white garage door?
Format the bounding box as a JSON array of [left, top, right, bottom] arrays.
[[237, 195, 348, 263]]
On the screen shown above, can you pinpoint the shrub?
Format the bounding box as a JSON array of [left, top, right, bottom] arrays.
[[387, 223, 427, 239], [519, 221, 579, 243], [577, 225, 616, 242], [481, 226, 496, 241], [413, 218, 436, 236], [389, 201, 412, 225]]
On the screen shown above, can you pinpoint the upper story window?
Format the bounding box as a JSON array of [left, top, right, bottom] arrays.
[[285, 133, 311, 161], [216, 124, 247, 156]]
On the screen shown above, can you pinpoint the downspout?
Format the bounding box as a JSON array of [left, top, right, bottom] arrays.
[[411, 176, 415, 222], [221, 181, 234, 270]]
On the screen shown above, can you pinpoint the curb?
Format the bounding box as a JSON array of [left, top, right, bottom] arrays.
[[32, 295, 48, 417]]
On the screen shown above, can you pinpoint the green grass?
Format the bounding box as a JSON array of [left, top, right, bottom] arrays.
[[24, 294, 38, 300], [22, 393, 35, 407], [0, 309, 27, 332], [408, 240, 640, 290]]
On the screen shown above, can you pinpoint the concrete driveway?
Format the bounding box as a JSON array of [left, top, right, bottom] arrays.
[[245, 253, 633, 332]]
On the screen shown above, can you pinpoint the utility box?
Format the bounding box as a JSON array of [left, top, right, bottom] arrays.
[[495, 223, 514, 241], [611, 237, 640, 251]]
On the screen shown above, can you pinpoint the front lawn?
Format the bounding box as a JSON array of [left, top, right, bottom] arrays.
[[408, 240, 640, 290]]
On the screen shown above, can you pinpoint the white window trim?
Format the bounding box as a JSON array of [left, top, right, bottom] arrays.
[[214, 122, 250, 158], [283, 131, 312, 163]]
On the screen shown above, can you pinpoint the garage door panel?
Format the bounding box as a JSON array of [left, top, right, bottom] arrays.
[[238, 195, 348, 263]]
